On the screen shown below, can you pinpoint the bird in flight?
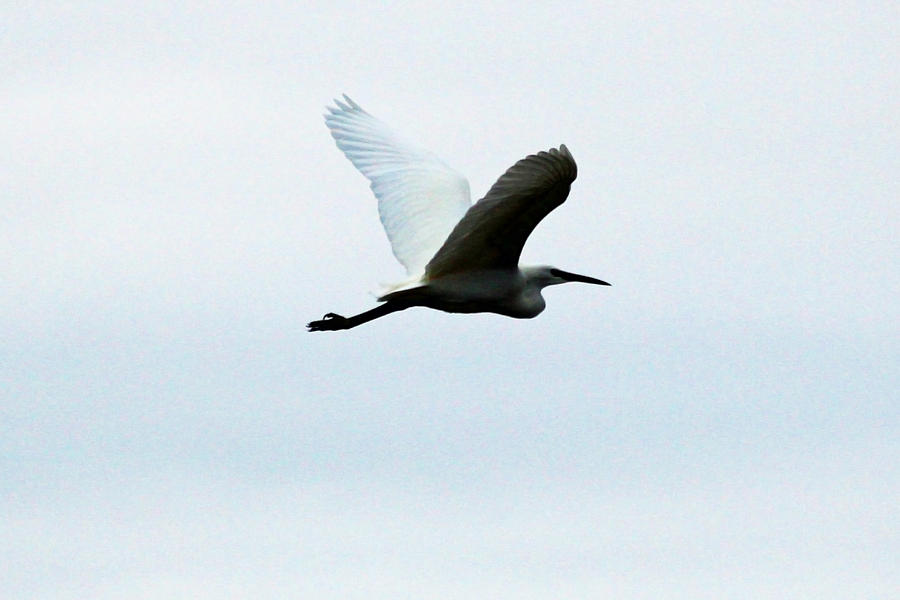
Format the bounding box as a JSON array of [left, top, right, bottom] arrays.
[[308, 95, 610, 332]]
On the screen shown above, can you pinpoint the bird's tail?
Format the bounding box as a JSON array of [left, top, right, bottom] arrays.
[[373, 276, 427, 301]]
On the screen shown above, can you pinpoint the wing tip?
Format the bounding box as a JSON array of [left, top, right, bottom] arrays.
[[520, 144, 576, 180], [342, 94, 361, 109], [549, 144, 576, 179], [329, 94, 364, 112], [548, 144, 572, 159], [324, 94, 367, 119]]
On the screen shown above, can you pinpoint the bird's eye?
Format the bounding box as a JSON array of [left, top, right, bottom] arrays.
[[549, 268, 563, 277]]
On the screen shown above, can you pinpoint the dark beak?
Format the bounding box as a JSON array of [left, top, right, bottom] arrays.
[[552, 269, 611, 286]]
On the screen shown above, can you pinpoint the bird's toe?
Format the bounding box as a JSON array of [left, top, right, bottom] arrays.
[[307, 313, 348, 332]]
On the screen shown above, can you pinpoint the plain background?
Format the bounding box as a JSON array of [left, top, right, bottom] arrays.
[[3, 2, 898, 598]]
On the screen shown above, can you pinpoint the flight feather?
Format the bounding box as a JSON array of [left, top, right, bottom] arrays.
[[325, 96, 472, 276], [425, 145, 577, 279]]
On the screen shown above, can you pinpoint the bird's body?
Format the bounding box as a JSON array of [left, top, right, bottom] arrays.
[[308, 96, 609, 332], [381, 268, 542, 318]]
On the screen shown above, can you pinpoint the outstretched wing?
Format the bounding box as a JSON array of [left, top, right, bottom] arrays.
[[325, 96, 472, 276], [425, 145, 577, 279]]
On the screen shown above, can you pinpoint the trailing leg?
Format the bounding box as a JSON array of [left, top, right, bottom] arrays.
[[306, 302, 410, 332]]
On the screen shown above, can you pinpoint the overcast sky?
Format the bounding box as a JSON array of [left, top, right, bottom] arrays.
[[2, 2, 898, 598]]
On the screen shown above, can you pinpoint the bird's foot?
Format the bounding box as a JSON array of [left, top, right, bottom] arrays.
[[307, 312, 349, 332]]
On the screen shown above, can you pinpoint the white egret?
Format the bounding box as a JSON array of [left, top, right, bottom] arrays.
[[308, 95, 610, 332]]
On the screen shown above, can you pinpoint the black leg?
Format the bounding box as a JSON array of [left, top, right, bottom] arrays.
[[307, 302, 410, 332]]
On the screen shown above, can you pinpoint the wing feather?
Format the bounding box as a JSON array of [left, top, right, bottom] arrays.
[[325, 96, 472, 275], [425, 145, 577, 279]]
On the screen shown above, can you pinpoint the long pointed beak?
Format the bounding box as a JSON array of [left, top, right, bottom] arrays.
[[554, 269, 611, 286]]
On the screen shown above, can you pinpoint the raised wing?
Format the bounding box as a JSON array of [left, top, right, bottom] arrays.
[[325, 96, 472, 276], [425, 145, 577, 279]]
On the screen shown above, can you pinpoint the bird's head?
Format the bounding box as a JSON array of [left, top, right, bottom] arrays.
[[524, 265, 611, 290]]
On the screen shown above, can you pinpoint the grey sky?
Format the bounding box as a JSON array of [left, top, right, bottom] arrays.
[[2, 2, 898, 598]]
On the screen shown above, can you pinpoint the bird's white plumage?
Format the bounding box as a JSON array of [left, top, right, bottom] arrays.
[[325, 96, 472, 276], [309, 96, 610, 332]]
